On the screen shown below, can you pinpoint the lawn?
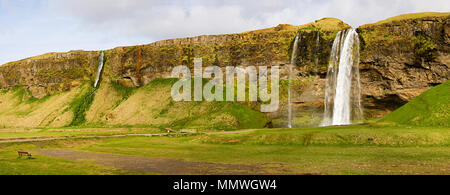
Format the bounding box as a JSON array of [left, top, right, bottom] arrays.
[[0, 123, 448, 175], [0, 127, 162, 139]]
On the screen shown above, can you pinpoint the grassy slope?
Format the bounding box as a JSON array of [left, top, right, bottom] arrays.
[[86, 78, 270, 130], [246, 17, 350, 34], [0, 84, 89, 128], [0, 78, 268, 130], [0, 78, 270, 130], [383, 81, 450, 126]]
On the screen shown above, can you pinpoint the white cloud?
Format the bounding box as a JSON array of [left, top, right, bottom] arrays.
[[0, 0, 449, 65], [47, 0, 450, 40]]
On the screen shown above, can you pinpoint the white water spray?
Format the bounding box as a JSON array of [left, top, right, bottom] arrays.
[[288, 33, 300, 128], [94, 51, 104, 88], [321, 29, 363, 126]]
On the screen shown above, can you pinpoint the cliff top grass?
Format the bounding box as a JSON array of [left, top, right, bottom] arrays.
[[1, 50, 93, 67], [244, 17, 350, 34], [383, 81, 450, 127], [1, 52, 60, 67], [298, 17, 352, 32], [361, 12, 450, 28]]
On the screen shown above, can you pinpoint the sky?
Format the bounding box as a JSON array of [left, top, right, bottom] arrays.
[[0, 0, 449, 65]]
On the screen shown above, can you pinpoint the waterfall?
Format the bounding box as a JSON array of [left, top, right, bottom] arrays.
[[288, 32, 300, 128], [314, 31, 320, 74], [321, 29, 363, 126], [94, 51, 104, 88]]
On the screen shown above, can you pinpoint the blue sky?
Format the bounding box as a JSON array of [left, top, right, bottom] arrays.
[[1, 0, 449, 65]]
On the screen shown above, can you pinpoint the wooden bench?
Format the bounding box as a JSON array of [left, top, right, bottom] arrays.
[[18, 151, 32, 159]]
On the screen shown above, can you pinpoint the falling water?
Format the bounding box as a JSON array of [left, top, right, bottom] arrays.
[[321, 29, 363, 126], [288, 33, 300, 128], [314, 31, 320, 74], [94, 51, 104, 88]]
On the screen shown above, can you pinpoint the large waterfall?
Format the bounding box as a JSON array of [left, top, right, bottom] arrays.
[[94, 51, 104, 88], [288, 33, 300, 128], [321, 29, 363, 126]]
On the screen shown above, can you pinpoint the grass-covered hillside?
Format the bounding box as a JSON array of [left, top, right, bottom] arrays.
[[362, 12, 450, 27], [383, 81, 450, 126], [86, 78, 270, 130], [0, 78, 270, 130]]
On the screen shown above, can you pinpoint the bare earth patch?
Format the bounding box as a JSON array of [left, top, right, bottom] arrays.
[[37, 149, 263, 175]]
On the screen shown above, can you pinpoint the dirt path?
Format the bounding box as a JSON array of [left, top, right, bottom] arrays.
[[0, 129, 272, 143], [0, 137, 66, 143], [37, 149, 264, 175]]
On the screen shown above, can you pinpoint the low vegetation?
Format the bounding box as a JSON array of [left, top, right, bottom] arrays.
[[0, 123, 448, 175], [363, 12, 450, 27], [384, 81, 450, 126]]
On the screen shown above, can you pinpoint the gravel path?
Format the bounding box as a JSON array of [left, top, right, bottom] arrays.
[[37, 149, 264, 175]]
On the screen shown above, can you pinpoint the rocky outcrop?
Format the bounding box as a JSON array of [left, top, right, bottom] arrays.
[[104, 18, 349, 86], [0, 51, 98, 98], [0, 18, 348, 97], [357, 13, 449, 117]]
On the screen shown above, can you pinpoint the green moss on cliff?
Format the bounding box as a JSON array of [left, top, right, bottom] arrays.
[[294, 30, 340, 74], [110, 81, 136, 100], [414, 33, 438, 63], [358, 12, 449, 60]]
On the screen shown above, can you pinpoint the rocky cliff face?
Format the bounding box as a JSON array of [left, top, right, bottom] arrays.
[[357, 13, 449, 117], [103, 17, 349, 87], [0, 18, 348, 96], [0, 13, 448, 122], [0, 51, 98, 98]]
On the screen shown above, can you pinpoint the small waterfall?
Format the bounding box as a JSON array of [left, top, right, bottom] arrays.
[[314, 31, 320, 74], [288, 33, 300, 128], [94, 51, 104, 88], [321, 29, 363, 126]]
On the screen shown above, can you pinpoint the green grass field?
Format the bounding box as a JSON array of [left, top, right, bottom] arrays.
[[0, 123, 448, 175]]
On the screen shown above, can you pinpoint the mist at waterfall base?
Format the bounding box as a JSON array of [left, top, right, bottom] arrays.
[[321, 29, 363, 127]]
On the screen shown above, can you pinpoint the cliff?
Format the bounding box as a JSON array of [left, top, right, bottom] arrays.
[[358, 12, 450, 117], [0, 51, 98, 98], [0, 18, 349, 96], [0, 13, 448, 128]]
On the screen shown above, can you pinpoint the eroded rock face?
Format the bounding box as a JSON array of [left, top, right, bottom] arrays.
[[0, 51, 98, 97], [0, 18, 348, 94], [357, 15, 449, 117], [0, 15, 448, 121]]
